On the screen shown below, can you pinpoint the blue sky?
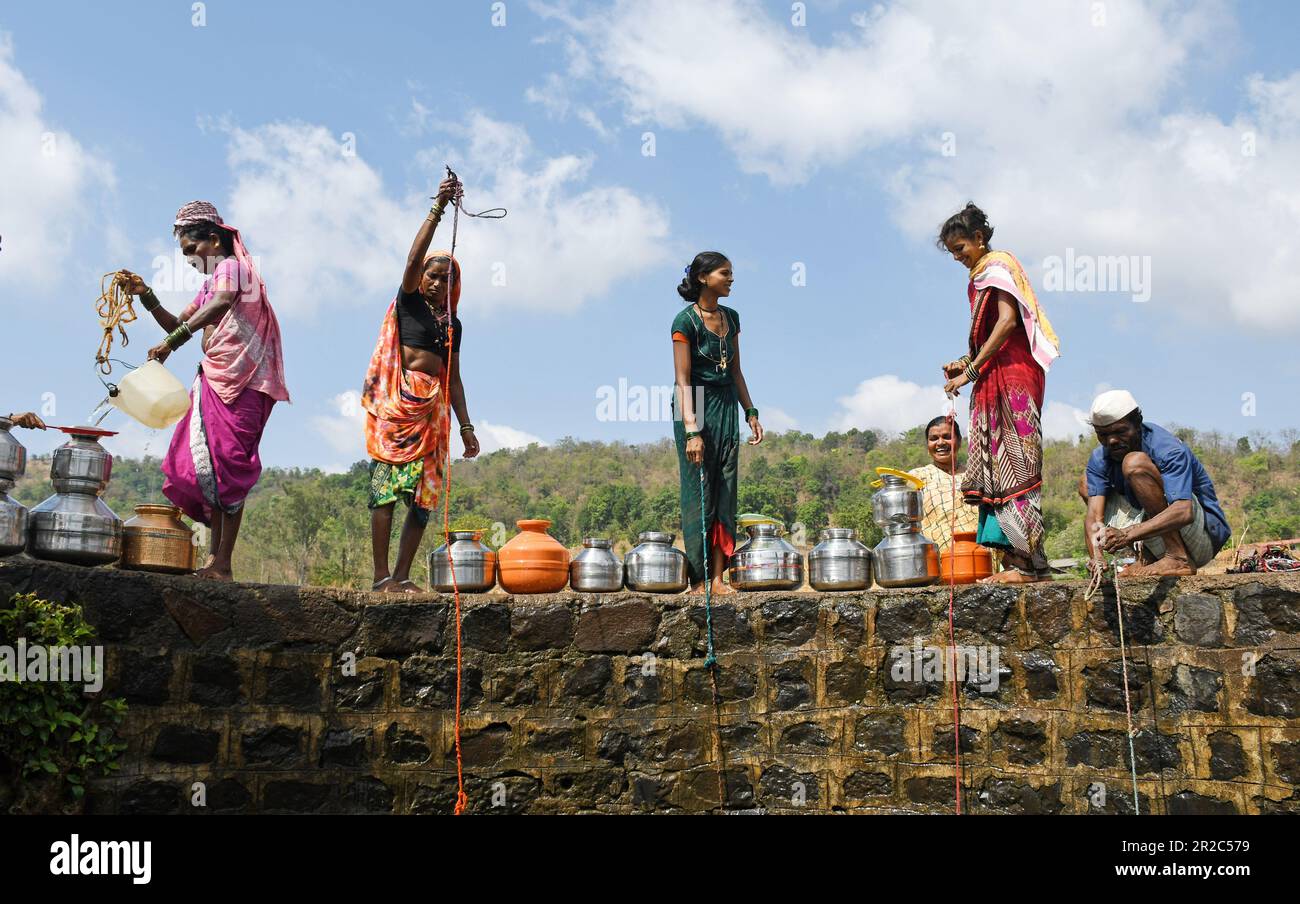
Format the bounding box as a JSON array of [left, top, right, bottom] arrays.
[[3, 0, 1298, 469]]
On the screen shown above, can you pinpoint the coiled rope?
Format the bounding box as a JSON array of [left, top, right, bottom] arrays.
[[95, 270, 138, 375]]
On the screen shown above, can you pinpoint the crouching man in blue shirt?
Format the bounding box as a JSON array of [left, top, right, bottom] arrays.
[[1079, 390, 1231, 577]]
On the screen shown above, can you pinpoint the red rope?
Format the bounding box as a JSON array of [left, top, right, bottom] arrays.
[[945, 408, 963, 815]]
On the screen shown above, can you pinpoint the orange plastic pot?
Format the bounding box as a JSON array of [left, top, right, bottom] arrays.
[[497, 519, 570, 593], [939, 531, 994, 584]]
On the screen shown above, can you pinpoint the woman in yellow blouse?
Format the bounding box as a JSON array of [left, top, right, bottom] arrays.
[[909, 416, 979, 551]]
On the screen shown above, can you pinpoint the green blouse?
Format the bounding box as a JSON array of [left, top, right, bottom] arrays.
[[671, 304, 740, 387]]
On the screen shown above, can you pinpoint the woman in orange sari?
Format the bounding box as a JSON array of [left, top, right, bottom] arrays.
[[938, 204, 1060, 584], [362, 176, 479, 593]]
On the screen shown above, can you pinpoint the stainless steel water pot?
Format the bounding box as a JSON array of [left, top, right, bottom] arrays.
[[569, 537, 624, 592], [429, 530, 497, 592], [624, 531, 689, 593], [808, 527, 872, 591], [728, 523, 803, 591]]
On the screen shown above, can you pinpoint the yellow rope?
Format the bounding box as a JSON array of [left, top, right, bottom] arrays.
[[95, 270, 138, 375]]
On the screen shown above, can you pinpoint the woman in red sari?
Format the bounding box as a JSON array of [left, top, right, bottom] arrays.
[[938, 204, 1060, 584]]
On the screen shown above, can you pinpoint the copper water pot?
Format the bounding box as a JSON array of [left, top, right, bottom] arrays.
[[121, 504, 197, 573]]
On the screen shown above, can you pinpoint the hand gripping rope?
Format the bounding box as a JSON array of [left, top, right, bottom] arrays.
[[95, 271, 139, 375], [438, 166, 506, 815]]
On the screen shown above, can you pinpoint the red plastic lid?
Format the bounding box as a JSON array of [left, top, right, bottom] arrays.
[[50, 425, 118, 437]]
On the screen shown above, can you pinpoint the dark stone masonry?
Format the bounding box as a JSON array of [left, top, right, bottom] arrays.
[[2, 559, 1298, 815]]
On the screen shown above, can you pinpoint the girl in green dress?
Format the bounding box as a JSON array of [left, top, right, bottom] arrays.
[[672, 251, 764, 595]]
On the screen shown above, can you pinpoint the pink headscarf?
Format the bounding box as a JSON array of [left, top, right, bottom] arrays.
[[174, 201, 290, 405]]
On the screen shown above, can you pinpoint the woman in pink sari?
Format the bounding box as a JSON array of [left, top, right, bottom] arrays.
[[937, 204, 1060, 584], [122, 201, 289, 581]]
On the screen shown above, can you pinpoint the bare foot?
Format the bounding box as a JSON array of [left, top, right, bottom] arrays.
[[979, 569, 1048, 585], [1132, 556, 1196, 577], [391, 580, 423, 594], [685, 583, 705, 596], [194, 564, 233, 582], [371, 577, 394, 593], [711, 579, 736, 596]]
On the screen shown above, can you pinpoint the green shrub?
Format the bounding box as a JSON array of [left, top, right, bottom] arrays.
[[0, 593, 127, 814]]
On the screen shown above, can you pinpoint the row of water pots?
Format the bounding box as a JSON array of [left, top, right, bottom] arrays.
[[428, 514, 987, 595], [0, 418, 197, 572]]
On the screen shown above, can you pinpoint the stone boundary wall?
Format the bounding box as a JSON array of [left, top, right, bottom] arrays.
[[1, 560, 1298, 814]]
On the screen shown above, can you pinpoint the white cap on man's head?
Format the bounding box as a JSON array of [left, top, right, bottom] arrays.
[[1087, 389, 1140, 427]]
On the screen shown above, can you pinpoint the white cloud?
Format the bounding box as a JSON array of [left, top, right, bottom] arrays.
[[548, 1, 1300, 330], [1042, 401, 1090, 444], [830, 374, 952, 436], [216, 112, 669, 316], [473, 420, 546, 456], [309, 390, 544, 465], [762, 406, 799, 433], [0, 33, 115, 285]]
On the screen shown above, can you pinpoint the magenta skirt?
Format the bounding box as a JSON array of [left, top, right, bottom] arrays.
[[162, 370, 275, 525]]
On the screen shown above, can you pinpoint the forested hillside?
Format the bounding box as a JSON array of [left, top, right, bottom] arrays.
[[11, 424, 1298, 588]]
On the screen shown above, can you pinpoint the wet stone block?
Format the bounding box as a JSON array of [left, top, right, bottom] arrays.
[[673, 767, 753, 812], [119, 780, 180, 815], [684, 663, 756, 704], [1083, 660, 1150, 712], [399, 655, 483, 710], [718, 721, 763, 751], [1024, 584, 1075, 644], [1091, 595, 1163, 645], [1244, 655, 1300, 718], [1271, 740, 1300, 785], [576, 599, 660, 653], [263, 780, 330, 813], [976, 778, 1062, 815], [1233, 582, 1300, 644], [854, 711, 908, 757], [760, 764, 819, 807], [881, 647, 943, 703], [485, 665, 539, 706], [874, 597, 932, 643], [342, 777, 394, 814], [904, 776, 954, 808], [559, 655, 613, 702], [510, 605, 574, 651], [825, 658, 868, 704], [1164, 664, 1222, 715], [621, 667, 661, 708], [951, 585, 1016, 643], [462, 603, 511, 653], [769, 660, 813, 711], [932, 724, 980, 759], [1020, 650, 1060, 700], [843, 770, 892, 799], [262, 665, 322, 708], [187, 654, 243, 706], [832, 601, 865, 646], [779, 721, 835, 754], [551, 767, 628, 808], [1174, 593, 1223, 647], [993, 719, 1047, 766], [241, 725, 305, 768], [356, 602, 447, 657], [458, 722, 512, 768], [334, 667, 387, 711], [205, 779, 252, 813], [384, 723, 430, 764], [113, 650, 173, 705], [319, 727, 371, 768], [525, 726, 585, 759], [150, 724, 219, 764], [687, 605, 754, 653], [1167, 790, 1237, 815], [761, 597, 819, 646], [1208, 731, 1245, 781]]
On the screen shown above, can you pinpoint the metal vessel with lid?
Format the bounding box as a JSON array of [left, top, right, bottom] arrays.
[[569, 537, 624, 593], [28, 429, 123, 566], [624, 531, 688, 593], [728, 523, 803, 591], [429, 530, 497, 592], [870, 468, 938, 588], [808, 527, 872, 591], [0, 417, 29, 556]]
